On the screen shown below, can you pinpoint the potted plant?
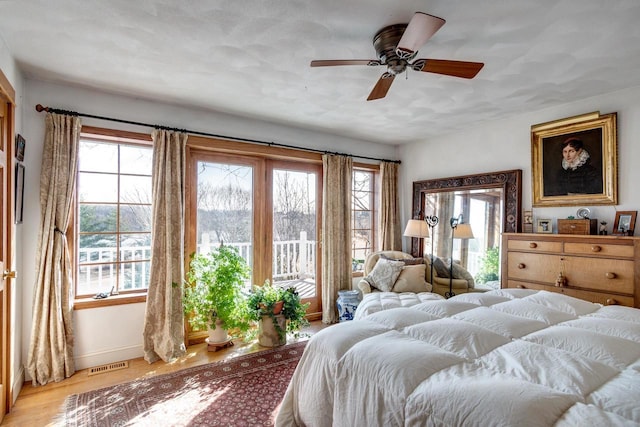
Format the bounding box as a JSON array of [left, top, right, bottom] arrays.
[[183, 245, 251, 344], [246, 281, 310, 347]]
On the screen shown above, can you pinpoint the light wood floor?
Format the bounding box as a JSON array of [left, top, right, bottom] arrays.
[[2, 321, 328, 426]]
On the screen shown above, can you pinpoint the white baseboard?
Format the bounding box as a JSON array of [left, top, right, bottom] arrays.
[[12, 365, 24, 404], [74, 344, 144, 371], [22, 345, 144, 383]]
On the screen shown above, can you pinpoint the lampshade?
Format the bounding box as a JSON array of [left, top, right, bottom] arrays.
[[403, 219, 430, 238], [453, 223, 474, 239]]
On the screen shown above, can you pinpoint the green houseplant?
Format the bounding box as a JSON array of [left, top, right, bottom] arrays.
[[475, 246, 500, 285], [246, 281, 310, 347], [183, 246, 251, 343]]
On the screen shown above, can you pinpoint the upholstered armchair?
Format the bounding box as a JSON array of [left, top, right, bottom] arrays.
[[424, 255, 485, 296], [357, 251, 433, 295], [356, 250, 482, 297]]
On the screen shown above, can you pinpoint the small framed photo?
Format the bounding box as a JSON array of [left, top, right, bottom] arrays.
[[612, 211, 636, 236], [523, 210, 533, 233], [536, 219, 553, 233]]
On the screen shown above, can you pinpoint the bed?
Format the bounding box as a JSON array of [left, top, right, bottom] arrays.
[[276, 289, 640, 426], [353, 291, 444, 320]]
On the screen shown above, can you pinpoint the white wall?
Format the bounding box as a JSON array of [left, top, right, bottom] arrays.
[[399, 85, 640, 251], [19, 79, 396, 373], [1, 34, 26, 400]]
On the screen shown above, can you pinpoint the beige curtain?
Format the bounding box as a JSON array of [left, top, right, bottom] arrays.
[[435, 192, 456, 258], [27, 113, 81, 385], [143, 129, 188, 363], [379, 161, 401, 251], [321, 154, 352, 323]]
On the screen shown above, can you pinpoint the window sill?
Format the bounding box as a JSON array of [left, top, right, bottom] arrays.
[[73, 292, 147, 310]]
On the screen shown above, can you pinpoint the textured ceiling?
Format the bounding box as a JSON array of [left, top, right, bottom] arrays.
[[1, 0, 640, 144]]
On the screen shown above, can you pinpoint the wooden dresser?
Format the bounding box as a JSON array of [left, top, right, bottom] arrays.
[[502, 233, 640, 308]]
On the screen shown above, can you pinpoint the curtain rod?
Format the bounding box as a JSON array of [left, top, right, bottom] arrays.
[[34, 104, 401, 164]]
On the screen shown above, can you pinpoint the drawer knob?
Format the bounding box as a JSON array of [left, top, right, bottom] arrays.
[[517, 263, 526, 269], [605, 272, 617, 279], [591, 245, 602, 252], [606, 298, 618, 305], [529, 242, 538, 248]]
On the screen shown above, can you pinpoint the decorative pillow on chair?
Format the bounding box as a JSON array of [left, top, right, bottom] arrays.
[[392, 264, 433, 293], [380, 254, 424, 265], [428, 255, 450, 278], [364, 258, 404, 292], [451, 262, 475, 287]]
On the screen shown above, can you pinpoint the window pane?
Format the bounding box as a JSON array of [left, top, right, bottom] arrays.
[[353, 190, 370, 210], [79, 141, 118, 173], [197, 161, 253, 254], [120, 175, 152, 204], [121, 145, 153, 175], [119, 261, 150, 291], [77, 264, 117, 296], [272, 168, 318, 297], [78, 172, 118, 203], [354, 210, 371, 230], [119, 205, 152, 232], [79, 234, 117, 262], [79, 204, 117, 233], [77, 135, 153, 296], [119, 234, 152, 260], [351, 169, 375, 270]]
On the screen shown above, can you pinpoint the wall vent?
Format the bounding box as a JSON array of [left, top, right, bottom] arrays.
[[88, 360, 129, 376]]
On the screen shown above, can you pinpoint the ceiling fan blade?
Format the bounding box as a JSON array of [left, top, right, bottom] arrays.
[[310, 59, 381, 67], [395, 12, 446, 59], [367, 73, 395, 101], [412, 59, 484, 78]]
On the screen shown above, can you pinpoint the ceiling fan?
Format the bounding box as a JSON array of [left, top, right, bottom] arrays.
[[310, 12, 484, 101]]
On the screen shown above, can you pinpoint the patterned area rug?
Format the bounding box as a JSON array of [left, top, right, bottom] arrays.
[[59, 341, 306, 426]]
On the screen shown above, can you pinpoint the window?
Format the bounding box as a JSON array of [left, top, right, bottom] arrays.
[[351, 168, 376, 273], [75, 131, 153, 300]]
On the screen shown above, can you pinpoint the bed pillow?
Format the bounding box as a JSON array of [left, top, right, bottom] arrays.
[[364, 258, 405, 292], [392, 264, 433, 293]]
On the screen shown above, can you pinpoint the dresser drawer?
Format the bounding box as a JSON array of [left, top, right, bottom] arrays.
[[507, 253, 560, 283], [506, 280, 550, 291], [563, 288, 635, 307], [507, 239, 563, 253], [564, 242, 634, 258], [562, 256, 634, 294]]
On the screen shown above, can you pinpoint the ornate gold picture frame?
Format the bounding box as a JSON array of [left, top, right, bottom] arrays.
[[531, 111, 617, 207]]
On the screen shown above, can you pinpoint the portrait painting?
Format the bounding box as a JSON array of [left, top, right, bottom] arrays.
[[531, 112, 617, 207]]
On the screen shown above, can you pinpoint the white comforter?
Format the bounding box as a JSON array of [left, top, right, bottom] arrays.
[[354, 291, 445, 320], [276, 289, 640, 426]]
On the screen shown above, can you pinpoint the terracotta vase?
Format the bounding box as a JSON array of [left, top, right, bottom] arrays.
[[259, 300, 284, 315]]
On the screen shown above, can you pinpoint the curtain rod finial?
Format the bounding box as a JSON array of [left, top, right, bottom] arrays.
[[35, 104, 47, 112]]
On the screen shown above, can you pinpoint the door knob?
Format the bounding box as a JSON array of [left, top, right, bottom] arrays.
[[3, 270, 16, 279]]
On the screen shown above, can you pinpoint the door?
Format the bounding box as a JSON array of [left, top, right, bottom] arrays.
[[269, 161, 322, 315], [0, 70, 16, 421], [188, 152, 323, 337]]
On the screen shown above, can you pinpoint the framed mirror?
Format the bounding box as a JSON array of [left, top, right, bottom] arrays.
[[410, 169, 522, 289]]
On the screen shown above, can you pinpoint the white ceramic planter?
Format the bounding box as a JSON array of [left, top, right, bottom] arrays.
[[258, 314, 286, 347]]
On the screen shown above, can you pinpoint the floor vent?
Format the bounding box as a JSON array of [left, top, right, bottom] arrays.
[[88, 360, 129, 376]]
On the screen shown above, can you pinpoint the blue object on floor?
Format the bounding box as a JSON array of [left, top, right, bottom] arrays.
[[337, 290, 360, 322]]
